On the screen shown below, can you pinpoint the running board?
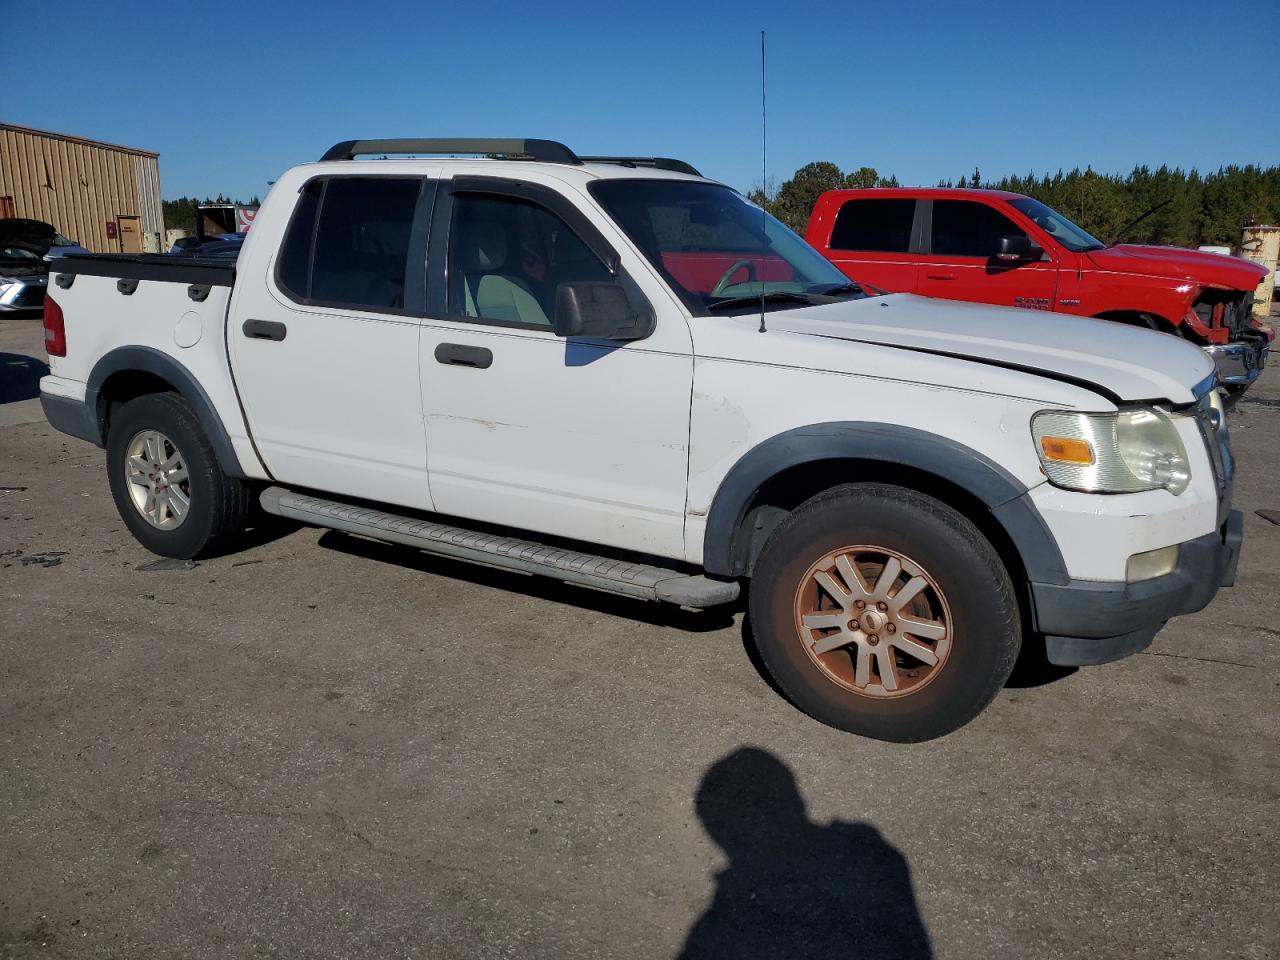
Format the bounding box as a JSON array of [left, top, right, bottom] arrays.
[[259, 486, 740, 609]]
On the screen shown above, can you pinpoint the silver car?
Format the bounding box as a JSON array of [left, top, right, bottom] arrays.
[[0, 219, 88, 314]]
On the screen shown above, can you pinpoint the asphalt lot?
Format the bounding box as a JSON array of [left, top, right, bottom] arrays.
[[2, 312, 1278, 959]]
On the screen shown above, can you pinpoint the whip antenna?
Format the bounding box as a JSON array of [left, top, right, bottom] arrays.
[[759, 29, 768, 334]]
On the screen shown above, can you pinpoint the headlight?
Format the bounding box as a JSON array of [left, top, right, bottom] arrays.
[[1031, 408, 1190, 495], [0, 281, 15, 296]]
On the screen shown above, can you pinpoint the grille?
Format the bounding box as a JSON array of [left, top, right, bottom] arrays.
[[12, 284, 46, 308], [1192, 291, 1254, 334]]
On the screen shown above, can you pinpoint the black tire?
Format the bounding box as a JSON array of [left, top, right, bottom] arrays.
[[747, 483, 1020, 742], [106, 392, 252, 559]]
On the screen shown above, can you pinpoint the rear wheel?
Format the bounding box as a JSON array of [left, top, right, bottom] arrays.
[[106, 393, 251, 558], [747, 483, 1021, 742]]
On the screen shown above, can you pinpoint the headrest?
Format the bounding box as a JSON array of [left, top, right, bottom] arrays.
[[463, 221, 508, 271]]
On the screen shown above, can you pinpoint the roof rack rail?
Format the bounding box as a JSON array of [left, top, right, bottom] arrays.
[[320, 138, 581, 164], [579, 156, 702, 177]]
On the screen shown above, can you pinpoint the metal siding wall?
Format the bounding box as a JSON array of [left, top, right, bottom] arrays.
[[135, 155, 163, 235], [0, 125, 160, 253]]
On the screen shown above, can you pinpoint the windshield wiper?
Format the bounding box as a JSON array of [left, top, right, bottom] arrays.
[[707, 291, 816, 312], [812, 281, 864, 296]]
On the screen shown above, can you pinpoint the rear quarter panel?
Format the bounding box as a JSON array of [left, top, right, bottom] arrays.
[[42, 272, 265, 478]]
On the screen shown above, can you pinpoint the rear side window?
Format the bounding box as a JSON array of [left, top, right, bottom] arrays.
[[930, 200, 1027, 258], [829, 198, 915, 253], [276, 176, 423, 311]]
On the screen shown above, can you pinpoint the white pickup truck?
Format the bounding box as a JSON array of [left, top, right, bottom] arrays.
[[39, 138, 1241, 741]]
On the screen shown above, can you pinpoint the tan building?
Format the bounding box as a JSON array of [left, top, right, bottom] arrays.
[[0, 122, 163, 253]]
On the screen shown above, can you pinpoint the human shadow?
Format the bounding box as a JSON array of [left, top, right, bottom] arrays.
[[679, 747, 933, 960], [0, 352, 49, 404]]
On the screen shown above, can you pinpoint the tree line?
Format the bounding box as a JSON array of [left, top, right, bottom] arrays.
[[751, 162, 1280, 248], [161, 195, 261, 234]]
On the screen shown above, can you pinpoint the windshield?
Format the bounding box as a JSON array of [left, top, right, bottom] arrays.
[[1008, 197, 1105, 252], [589, 180, 863, 315]]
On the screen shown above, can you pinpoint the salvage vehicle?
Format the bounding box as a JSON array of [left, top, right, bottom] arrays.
[[39, 139, 1241, 741], [0, 218, 87, 314], [804, 188, 1272, 400]]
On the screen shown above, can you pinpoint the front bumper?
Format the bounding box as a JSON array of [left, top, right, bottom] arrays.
[[1205, 338, 1269, 388], [1030, 509, 1242, 666], [0, 277, 47, 313]]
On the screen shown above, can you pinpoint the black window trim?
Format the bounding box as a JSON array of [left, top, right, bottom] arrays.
[[426, 175, 646, 334], [272, 173, 437, 318]]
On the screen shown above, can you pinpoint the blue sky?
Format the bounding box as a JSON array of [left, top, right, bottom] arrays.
[[7, 0, 1277, 201]]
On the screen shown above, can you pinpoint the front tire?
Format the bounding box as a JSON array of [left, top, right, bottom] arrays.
[[106, 393, 251, 558], [747, 483, 1021, 742]]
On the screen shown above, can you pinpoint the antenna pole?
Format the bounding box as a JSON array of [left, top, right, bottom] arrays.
[[759, 29, 768, 334]]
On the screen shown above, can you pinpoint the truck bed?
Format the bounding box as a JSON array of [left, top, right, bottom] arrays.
[[49, 252, 236, 287]]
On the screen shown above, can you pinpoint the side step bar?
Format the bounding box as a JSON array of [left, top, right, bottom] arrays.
[[259, 486, 740, 609]]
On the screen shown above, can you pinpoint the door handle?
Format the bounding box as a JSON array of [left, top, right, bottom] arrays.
[[242, 318, 287, 341], [434, 343, 493, 369], [925, 272, 957, 281]]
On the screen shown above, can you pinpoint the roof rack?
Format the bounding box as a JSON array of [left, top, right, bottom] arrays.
[[319, 140, 704, 178], [320, 138, 581, 164], [578, 156, 702, 177]]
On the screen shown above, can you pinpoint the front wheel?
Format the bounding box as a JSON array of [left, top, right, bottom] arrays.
[[106, 393, 252, 558], [747, 483, 1021, 742]]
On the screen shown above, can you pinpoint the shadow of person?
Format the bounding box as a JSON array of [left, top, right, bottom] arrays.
[[679, 748, 933, 960]]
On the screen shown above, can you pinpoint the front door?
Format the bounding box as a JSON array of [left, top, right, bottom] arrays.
[[117, 216, 143, 253], [917, 199, 1058, 310], [417, 180, 694, 558], [227, 173, 438, 510]]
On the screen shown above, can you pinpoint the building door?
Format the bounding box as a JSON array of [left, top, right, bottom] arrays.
[[117, 216, 143, 253], [0, 197, 15, 219]]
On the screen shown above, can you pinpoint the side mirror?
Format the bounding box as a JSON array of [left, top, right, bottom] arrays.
[[553, 282, 655, 341], [995, 235, 1041, 261]]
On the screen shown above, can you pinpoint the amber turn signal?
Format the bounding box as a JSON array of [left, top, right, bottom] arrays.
[[1039, 436, 1094, 465]]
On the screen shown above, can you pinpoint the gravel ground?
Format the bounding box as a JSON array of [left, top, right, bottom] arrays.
[[2, 314, 1278, 959]]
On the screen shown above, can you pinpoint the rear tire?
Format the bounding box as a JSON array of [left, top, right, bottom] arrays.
[[106, 393, 251, 559], [747, 483, 1021, 742]]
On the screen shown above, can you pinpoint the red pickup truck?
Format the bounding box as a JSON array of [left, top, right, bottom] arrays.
[[804, 188, 1272, 396]]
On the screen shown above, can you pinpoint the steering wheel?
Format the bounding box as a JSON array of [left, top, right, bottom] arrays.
[[710, 259, 758, 297]]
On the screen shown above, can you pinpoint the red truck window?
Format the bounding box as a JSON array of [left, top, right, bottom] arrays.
[[930, 201, 1028, 258], [830, 198, 915, 252]]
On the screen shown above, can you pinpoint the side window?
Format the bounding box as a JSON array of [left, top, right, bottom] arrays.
[[275, 176, 422, 311], [930, 200, 1027, 258], [447, 193, 612, 327], [829, 198, 915, 252]]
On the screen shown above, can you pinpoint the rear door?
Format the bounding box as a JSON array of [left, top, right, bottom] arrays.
[[228, 172, 439, 510], [819, 197, 921, 292], [918, 199, 1058, 309]]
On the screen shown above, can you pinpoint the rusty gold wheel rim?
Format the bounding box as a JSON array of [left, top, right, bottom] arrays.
[[793, 546, 952, 699]]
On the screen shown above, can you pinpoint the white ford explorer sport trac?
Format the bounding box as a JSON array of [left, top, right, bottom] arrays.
[[38, 138, 1241, 741]]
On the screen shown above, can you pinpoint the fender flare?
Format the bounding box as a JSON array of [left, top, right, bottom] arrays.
[[701, 422, 1069, 585], [87, 346, 246, 478]]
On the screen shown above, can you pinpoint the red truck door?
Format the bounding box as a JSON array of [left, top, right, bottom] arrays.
[[918, 199, 1058, 311], [811, 196, 921, 293]]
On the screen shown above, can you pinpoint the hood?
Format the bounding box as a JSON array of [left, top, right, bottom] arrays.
[[1086, 243, 1266, 290], [767, 294, 1214, 405], [0, 218, 59, 254]]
